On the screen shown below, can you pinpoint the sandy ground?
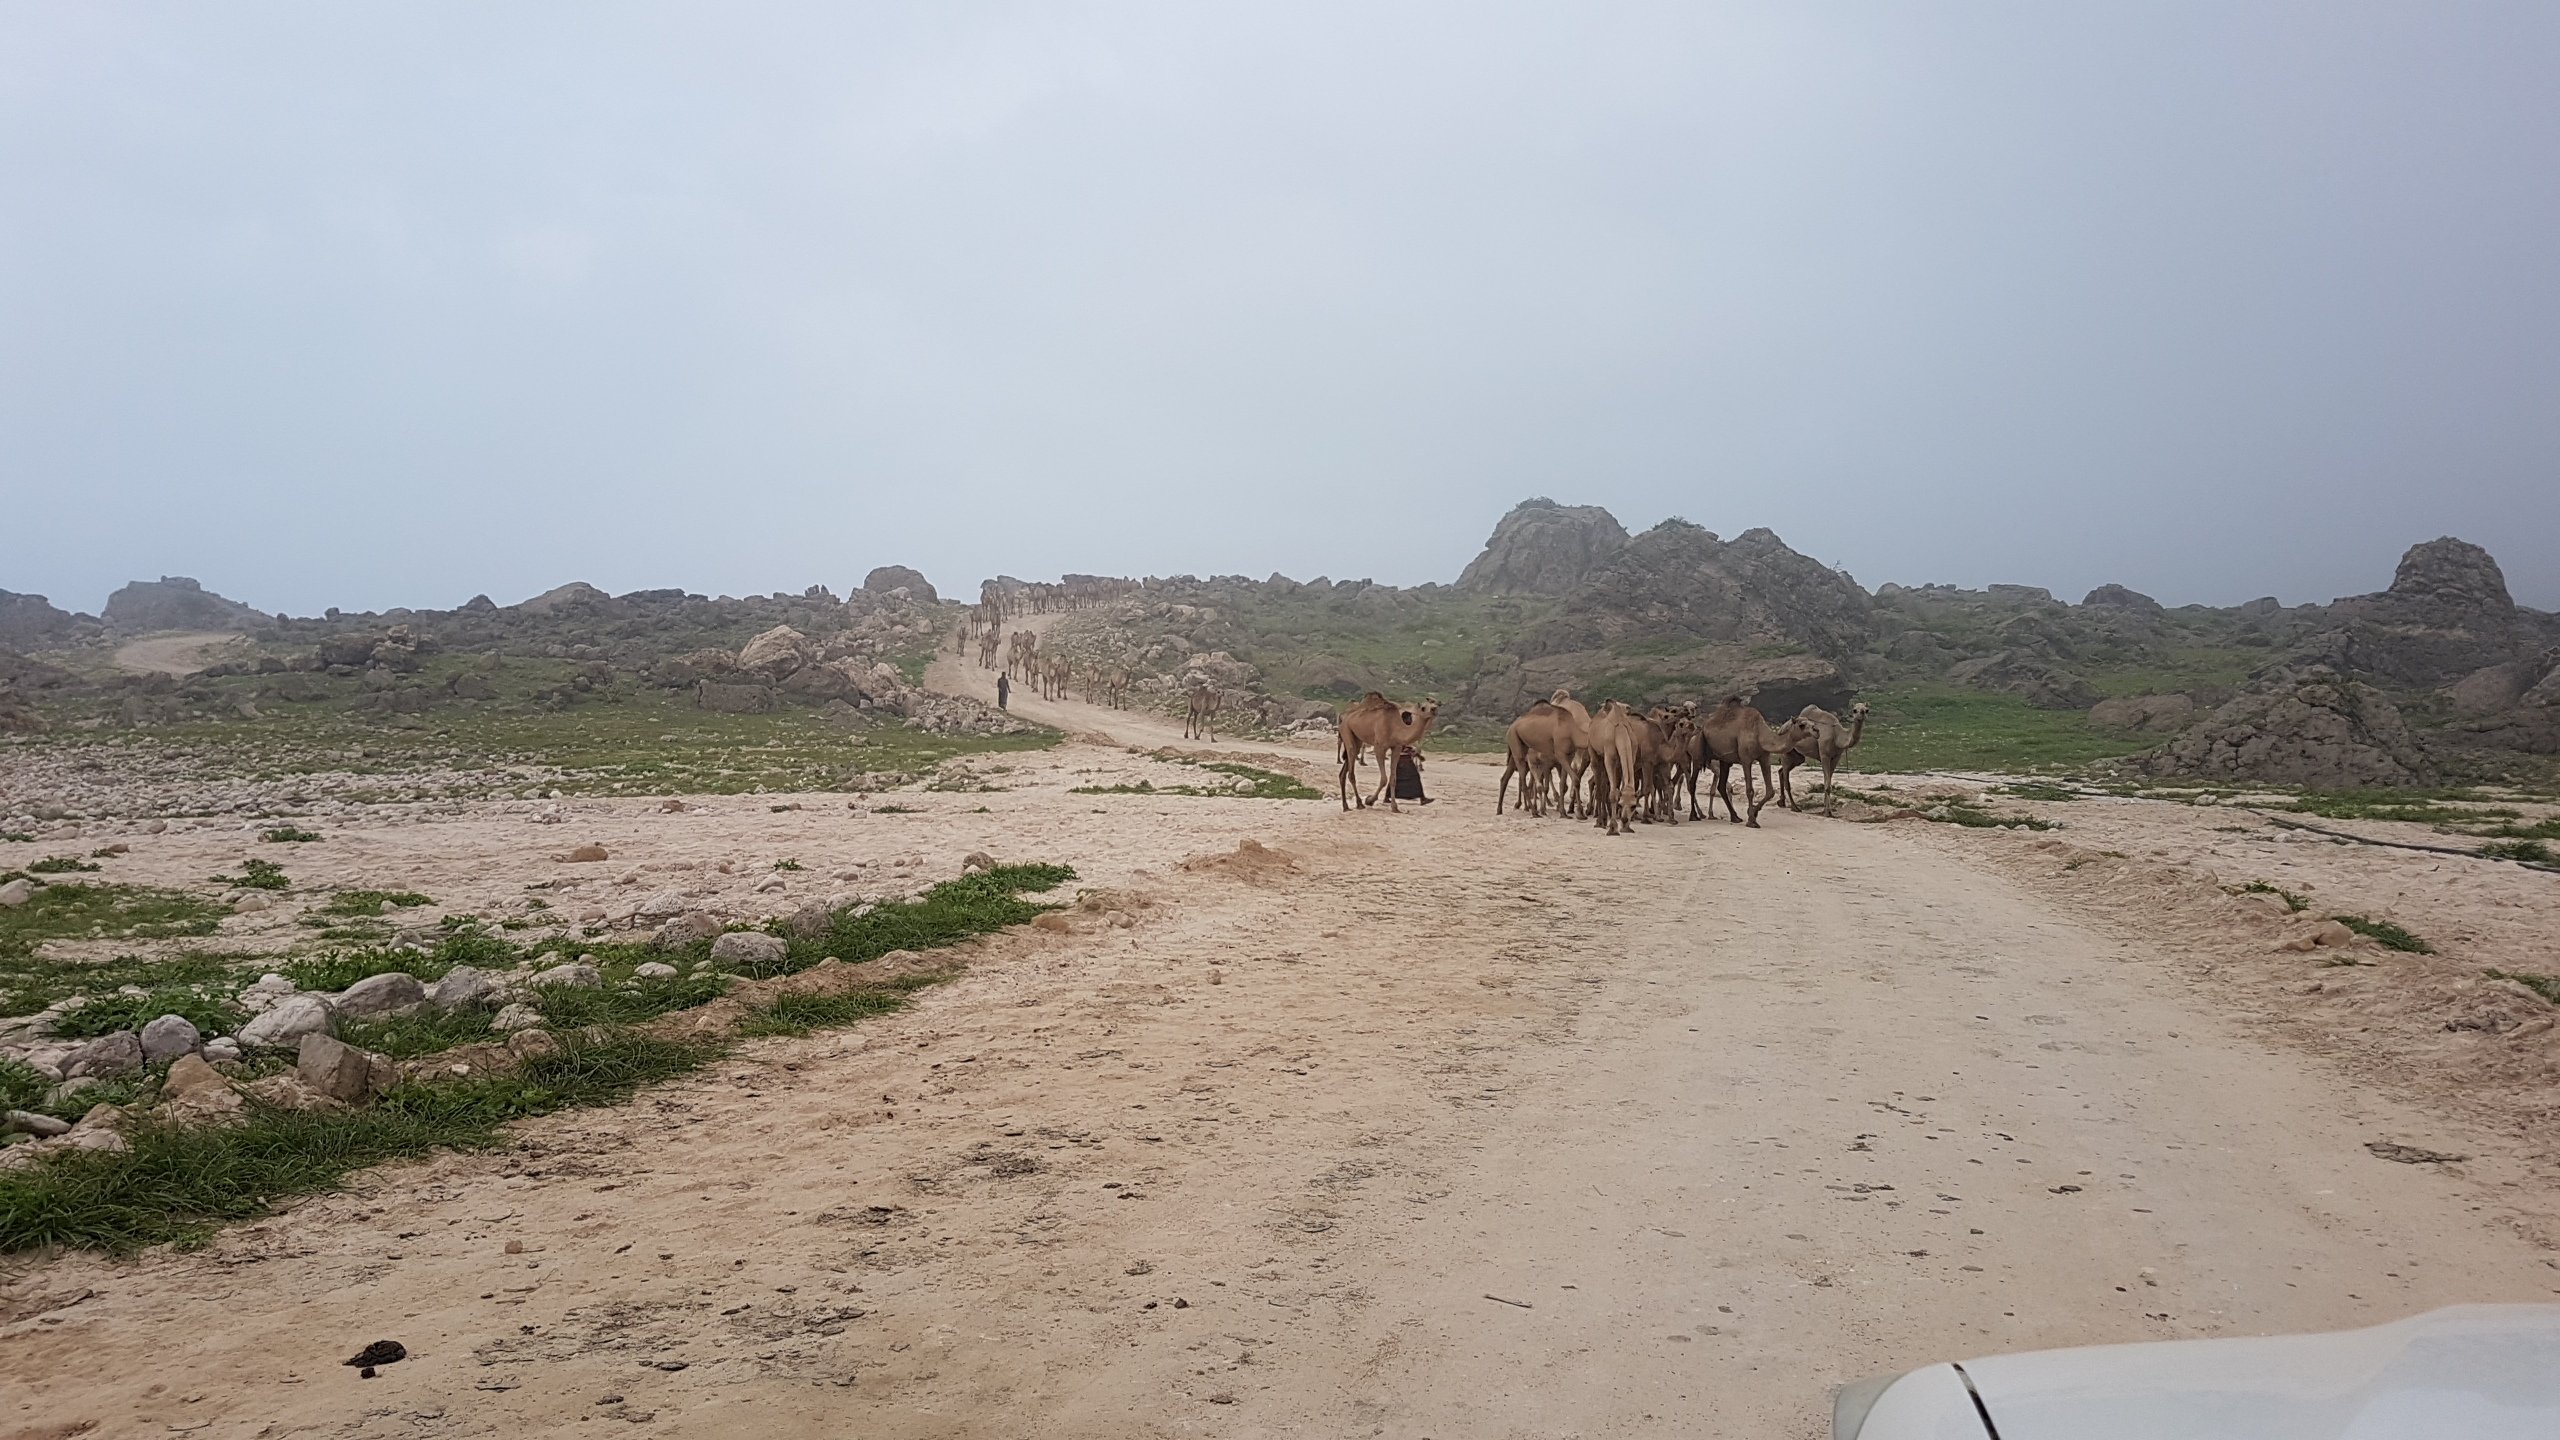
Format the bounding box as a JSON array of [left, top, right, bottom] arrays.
[[108, 631, 247, 677], [4, 631, 2559, 1439]]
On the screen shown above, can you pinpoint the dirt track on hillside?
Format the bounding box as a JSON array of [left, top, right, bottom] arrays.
[[4, 634, 2558, 1439]]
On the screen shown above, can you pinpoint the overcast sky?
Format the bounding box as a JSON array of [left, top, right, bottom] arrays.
[[5, 2, 2556, 617]]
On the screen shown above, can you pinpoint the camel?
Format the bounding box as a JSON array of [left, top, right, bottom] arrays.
[[1778, 702, 1870, 814], [1583, 700, 1646, 835], [1008, 631, 1038, 684], [1335, 692, 1440, 812], [977, 626, 1002, 670], [1497, 697, 1576, 816], [1184, 684, 1221, 741], [1044, 656, 1071, 702], [1696, 697, 1806, 828]]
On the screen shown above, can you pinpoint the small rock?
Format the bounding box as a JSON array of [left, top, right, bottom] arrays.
[[201, 1037, 243, 1064], [243, 1071, 336, 1110], [506, 1029, 560, 1061], [491, 1002, 544, 1032], [232, 893, 274, 914], [146, 819, 168, 834], [659, 799, 688, 813], [755, 876, 787, 893], [633, 962, 678, 980], [637, 889, 691, 919], [3, 1110, 72, 1137], [528, 962, 603, 990], [162, 1053, 230, 1099], [139, 1013, 204, 1063], [961, 852, 999, 874], [780, 901, 833, 940], [709, 932, 788, 969], [335, 972, 429, 1018], [62, 1030, 145, 1079], [297, 1033, 395, 1104], [238, 994, 338, 1050], [94, 842, 130, 856], [656, 911, 723, 948], [2310, 919, 2357, 948], [0, 878, 32, 908], [555, 843, 610, 863], [426, 965, 495, 1010]]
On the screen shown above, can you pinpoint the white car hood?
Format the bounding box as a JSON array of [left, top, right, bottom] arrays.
[[1962, 1304, 2560, 1440]]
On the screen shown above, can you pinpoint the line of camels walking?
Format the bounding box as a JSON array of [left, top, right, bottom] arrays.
[[955, 604, 1227, 742], [1334, 688, 1869, 835]]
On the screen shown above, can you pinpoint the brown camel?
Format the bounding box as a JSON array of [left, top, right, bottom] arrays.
[[1778, 702, 1870, 814], [1583, 700, 1646, 835], [1696, 697, 1806, 828], [1497, 696, 1578, 816], [1184, 684, 1221, 741], [1335, 692, 1440, 812], [1044, 656, 1071, 702], [1006, 630, 1038, 683]]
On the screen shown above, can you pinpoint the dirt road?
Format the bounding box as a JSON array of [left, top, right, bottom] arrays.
[[108, 630, 244, 676], [7, 653, 2558, 1439]]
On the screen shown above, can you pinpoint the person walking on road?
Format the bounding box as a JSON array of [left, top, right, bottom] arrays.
[[996, 672, 1011, 710]]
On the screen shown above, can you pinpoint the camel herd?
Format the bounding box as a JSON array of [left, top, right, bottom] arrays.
[[1495, 692, 1868, 834]]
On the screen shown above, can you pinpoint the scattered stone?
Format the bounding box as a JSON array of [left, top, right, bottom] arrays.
[[139, 1013, 204, 1063], [710, 932, 787, 969], [656, 911, 723, 948], [426, 965, 495, 1010], [162, 1053, 229, 1099], [637, 889, 691, 918], [297, 1033, 397, 1104], [659, 799, 688, 813], [161, 1054, 245, 1124], [2366, 1140, 2468, 1165], [961, 851, 999, 874], [754, 876, 787, 893], [3, 1110, 71, 1137], [506, 1029, 560, 1061], [633, 962, 679, 980], [236, 973, 298, 1012], [556, 843, 609, 863], [334, 972, 429, 1018], [780, 901, 832, 940], [238, 994, 338, 1050], [2310, 919, 2357, 948], [344, 1340, 408, 1370], [0, 878, 31, 908], [528, 961, 603, 990], [232, 893, 274, 914], [491, 1002, 544, 1033], [201, 1036, 242, 1064], [62, 1030, 145, 1079]]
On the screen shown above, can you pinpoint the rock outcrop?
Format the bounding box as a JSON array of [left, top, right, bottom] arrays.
[[1456, 499, 1629, 596], [0, 590, 85, 647], [1946, 651, 2098, 710], [2139, 663, 2437, 788], [101, 576, 264, 632], [1534, 520, 1874, 659], [862, 565, 938, 603], [2325, 537, 2523, 685], [2081, 583, 2163, 613]]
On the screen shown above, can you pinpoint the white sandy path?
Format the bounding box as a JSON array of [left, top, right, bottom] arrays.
[[6, 652, 2559, 1439]]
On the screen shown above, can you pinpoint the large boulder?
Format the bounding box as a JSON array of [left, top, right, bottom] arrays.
[[333, 972, 429, 1018], [62, 1031, 145, 1079], [2139, 663, 2437, 788], [296, 1034, 396, 1105], [101, 576, 264, 632], [1456, 499, 1630, 596], [237, 994, 338, 1050], [737, 625, 815, 680], [862, 566, 938, 603], [138, 1014, 204, 1063], [710, 931, 788, 969]]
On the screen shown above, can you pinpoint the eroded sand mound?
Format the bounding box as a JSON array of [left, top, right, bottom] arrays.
[[1177, 837, 1301, 883]]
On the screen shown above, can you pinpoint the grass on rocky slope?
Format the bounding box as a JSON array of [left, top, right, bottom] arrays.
[[1848, 686, 2156, 774]]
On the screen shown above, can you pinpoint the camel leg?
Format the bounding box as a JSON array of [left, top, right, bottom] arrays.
[[1372, 743, 1398, 811], [1822, 758, 1839, 816], [1715, 761, 1741, 824], [1744, 761, 1767, 828]]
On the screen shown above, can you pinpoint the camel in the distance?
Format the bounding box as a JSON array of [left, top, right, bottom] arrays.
[[1696, 697, 1805, 828], [1336, 692, 1440, 812], [1184, 684, 1222, 741], [1497, 693, 1578, 816], [1779, 701, 1870, 814]]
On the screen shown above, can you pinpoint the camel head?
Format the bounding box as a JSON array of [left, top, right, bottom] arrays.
[[1550, 688, 1574, 705], [1849, 701, 1871, 719]]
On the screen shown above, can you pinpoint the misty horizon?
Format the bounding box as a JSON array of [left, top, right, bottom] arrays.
[[7, 4, 2556, 617]]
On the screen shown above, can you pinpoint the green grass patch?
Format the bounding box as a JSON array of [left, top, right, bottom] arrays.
[[47, 989, 241, 1040], [2480, 839, 2555, 865], [1852, 686, 2153, 773], [26, 856, 101, 875], [277, 948, 453, 993], [527, 970, 734, 1028], [337, 1007, 499, 1058], [732, 863, 1073, 981], [2487, 970, 2560, 1006], [2240, 881, 2310, 912], [870, 804, 920, 814], [2333, 915, 2433, 954], [321, 889, 435, 917], [2474, 817, 2560, 842], [0, 884, 226, 964], [1, 833, 34, 844], [0, 946, 249, 1019], [4, 1070, 152, 1125], [735, 980, 931, 1038], [1925, 801, 2056, 832], [773, 858, 804, 872], [0, 1030, 722, 1254], [1997, 781, 2080, 803], [260, 825, 323, 843], [210, 858, 289, 891]]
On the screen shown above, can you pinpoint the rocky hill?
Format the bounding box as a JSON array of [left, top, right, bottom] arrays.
[[101, 576, 268, 632], [1455, 499, 1627, 595]]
